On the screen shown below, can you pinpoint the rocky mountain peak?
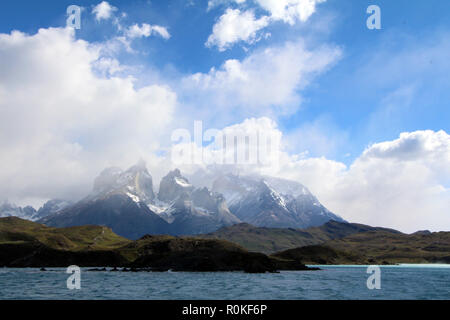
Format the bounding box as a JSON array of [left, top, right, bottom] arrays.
[[92, 162, 155, 202], [0, 201, 37, 221], [158, 169, 193, 202]]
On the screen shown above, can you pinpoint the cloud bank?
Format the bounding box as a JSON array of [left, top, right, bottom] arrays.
[[0, 27, 176, 203], [177, 118, 450, 233]]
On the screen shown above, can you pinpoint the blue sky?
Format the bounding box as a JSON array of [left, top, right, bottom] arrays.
[[0, 0, 449, 231], [1, 0, 448, 163]]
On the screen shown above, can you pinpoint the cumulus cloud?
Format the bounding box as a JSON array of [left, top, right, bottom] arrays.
[[126, 23, 171, 39], [206, 9, 269, 51], [184, 39, 341, 116], [0, 27, 176, 204], [92, 1, 118, 21], [206, 0, 326, 49], [255, 0, 326, 24], [170, 117, 450, 233], [273, 129, 450, 233]]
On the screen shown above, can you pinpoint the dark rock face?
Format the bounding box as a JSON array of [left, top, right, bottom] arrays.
[[153, 170, 240, 236], [41, 165, 240, 238], [167, 187, 241, 236], [36, 199, 73, 219], [40, 194, 170, 240], [157, 169, 193, 202], [40, 162, 164, 239]]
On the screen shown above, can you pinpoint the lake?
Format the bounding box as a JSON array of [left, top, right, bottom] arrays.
[[0, 265, 449, 300]]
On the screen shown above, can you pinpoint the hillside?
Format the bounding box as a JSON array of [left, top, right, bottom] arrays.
[[272, 245, 366, 265], [0, 216, 131, 251], [324, 230, 450, 264], [272, 230, 450, 265], [121, 235, 279, 272], [0, 217, 313, 272], [199, 220, 400, 253]]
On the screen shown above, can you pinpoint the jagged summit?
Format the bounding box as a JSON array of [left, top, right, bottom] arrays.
[[153, 168, 240, 235], [24, 162, 344, 239], [40, 165, 240, 238], [158, 168, 193, 202], [211, 172, 345, 228], [0, 201, 37, 221], [92, 161, 155, 203]]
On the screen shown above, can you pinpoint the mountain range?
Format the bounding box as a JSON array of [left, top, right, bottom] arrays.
[[2, 162, 345, 239]]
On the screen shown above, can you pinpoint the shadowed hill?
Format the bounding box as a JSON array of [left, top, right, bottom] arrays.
[[0, 217, 313, 272], [121, 235, 282, 273], [323, 229, 450, 264], [198, 220, 401, 254], [272, 230, 450, 265]]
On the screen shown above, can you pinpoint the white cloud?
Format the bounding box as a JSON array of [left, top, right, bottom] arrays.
[[273, 129, 450, 233], [92, 1, 118, 21], [255, 0, 326, 24], [0, 27, 176, 204], [151, 25, 171, 40], [185, 39, 341, 116], [206, 0, 326, 49], [206, 9, 269, 51], [126, 23, 171, 39], [171, 117, 450, 233], [92, 57, 124, 76]]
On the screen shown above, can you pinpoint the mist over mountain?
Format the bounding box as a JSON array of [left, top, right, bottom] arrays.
[[0, 202, 38, 221], [211, 173, 345, 228], [39, 163, 241, 238], [0, 161, 343, 239], [0, 199, 72, 221]]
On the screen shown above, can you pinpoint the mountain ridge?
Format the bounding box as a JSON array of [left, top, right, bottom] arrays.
[[199, 220, 402, 254], [7, 162, 346, 239]]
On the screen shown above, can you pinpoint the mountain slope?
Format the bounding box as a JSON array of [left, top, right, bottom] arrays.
[[35, 199, 73, 219], [40, 164, 240, 238], [0, 216, 130, 251], [0, 202, 38, 221], [134, 168, 240, 235], [272, 229, 450, 265], [212, 173, 345, 229], [40, 193, 170, 240], [40, 162, 172, 239], [323, 229, 450, 264], [200, 220, 401, 253]]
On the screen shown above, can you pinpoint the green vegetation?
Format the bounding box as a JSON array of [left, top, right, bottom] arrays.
[[0, 216, 131, 251], [198, 221, 400, 254], [1, 217, 447, 269], [323, 230, 450, 264], [0, 217, 312, 272]]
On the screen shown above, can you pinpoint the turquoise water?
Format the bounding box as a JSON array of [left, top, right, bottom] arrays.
[[0, 265, 449, 300]]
